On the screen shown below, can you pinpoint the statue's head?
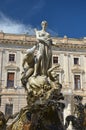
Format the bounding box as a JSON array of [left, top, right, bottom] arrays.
[[51, 72, 59, 81], [41, 21, 48, 29]]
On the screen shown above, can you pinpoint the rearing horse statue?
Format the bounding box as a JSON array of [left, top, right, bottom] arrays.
[[65, 95, 86, 130]]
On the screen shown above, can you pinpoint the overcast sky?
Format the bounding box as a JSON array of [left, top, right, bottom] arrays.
[[0, 0, 86, 38]]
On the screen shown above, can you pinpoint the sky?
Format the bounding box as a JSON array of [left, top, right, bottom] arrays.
[[0, 0, 86, 38]]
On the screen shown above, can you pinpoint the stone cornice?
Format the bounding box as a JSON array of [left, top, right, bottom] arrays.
[[0, 33, 86, 51], [53, 42, 86, 51], [0, 39, 36, 46], [0, 39, 86, 51]]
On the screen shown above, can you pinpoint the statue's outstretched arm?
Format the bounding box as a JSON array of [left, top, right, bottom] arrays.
[[47, 64, 60, 74], [47, 64, 60, 80]]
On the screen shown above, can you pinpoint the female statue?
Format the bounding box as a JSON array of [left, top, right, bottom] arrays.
[[33, 21, 52, 76]]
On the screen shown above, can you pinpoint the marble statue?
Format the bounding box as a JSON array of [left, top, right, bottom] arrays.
[[33, 20, 52, 76], [21, 45, 37, 90], [33, 20, 57, 77], [7, 21, 66, 130]]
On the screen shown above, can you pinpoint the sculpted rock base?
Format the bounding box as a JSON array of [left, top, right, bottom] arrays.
[[7, 85, 65, 130]]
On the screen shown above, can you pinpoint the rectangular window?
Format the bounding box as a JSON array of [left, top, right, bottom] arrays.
[[74, 75, 81, 90], [7, 72, 15, 88], [74, 58, 79, 65], [5, 104, 13, 117], [9, 54, 15, 62], [53, 56, 58, 64]]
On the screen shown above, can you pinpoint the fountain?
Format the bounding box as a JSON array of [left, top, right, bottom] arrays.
[[6, 21, 65, 130], [2, 21, 85, 130]]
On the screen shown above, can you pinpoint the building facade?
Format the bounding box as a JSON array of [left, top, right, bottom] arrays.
[[0, 32, 86, 119]]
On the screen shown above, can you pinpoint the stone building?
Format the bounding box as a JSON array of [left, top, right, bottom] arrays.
[[0, 32, 86, 119]]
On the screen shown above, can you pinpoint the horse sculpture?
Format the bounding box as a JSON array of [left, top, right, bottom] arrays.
[[65, 95, 86, 130]]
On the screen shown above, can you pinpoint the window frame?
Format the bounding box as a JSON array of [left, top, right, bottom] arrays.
[[74, 57, 79, 65], [7, 72, 15, 88], [5, 103, 13, 117], [74, 75, 81, 90], [53, 56, 58, 64], [9, 53, 15, 62]]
